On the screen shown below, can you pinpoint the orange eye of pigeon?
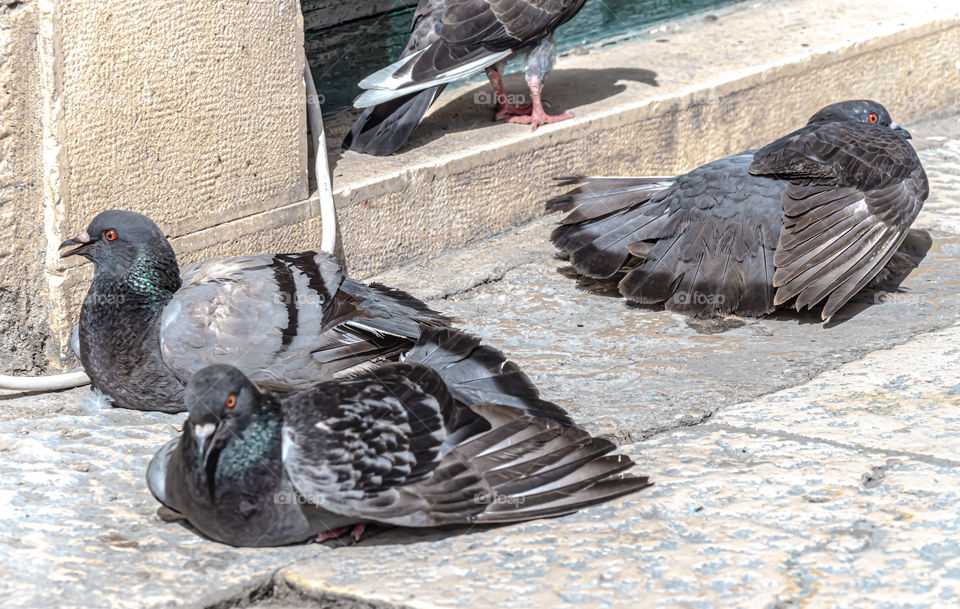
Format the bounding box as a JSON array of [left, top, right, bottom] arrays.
[[867, 113, 879, 124], [225, 394, 237, 409], [104, 229, 118, 241]]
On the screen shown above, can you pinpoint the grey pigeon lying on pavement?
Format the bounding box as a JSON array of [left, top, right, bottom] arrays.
[[147, 328, 650, 547], [59, 210, 452, 413], [547, 100, 928, 320], [343, 0, 586, 156]]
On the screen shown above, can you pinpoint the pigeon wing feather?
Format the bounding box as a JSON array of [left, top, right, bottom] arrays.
[[751, 122, 928, 318]]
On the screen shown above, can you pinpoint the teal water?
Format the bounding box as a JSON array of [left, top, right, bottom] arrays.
[[305, 0, 743, 115]]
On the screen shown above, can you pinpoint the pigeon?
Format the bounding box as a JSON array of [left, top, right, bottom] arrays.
[[59, 210, 450, 413], [546, 100, 928, 320], [147, 327, 650, 547], [342, 0, 586, 156]]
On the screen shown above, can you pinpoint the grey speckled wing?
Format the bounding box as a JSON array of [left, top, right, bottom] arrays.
[[402, 326, 576, 426], [406, 0, 445, 55], [148, 359, 650, 546], [159, 251, 449, 392], [280, 363, 487, 526], [440, 0, 583, 50], [546, 100, 926, 321], [281, 363, 649, 529], [750, 121, 928, 319]]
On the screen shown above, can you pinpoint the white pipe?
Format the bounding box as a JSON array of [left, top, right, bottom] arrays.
[[0, 370, 90, 392], [304, 62, 343, 267]]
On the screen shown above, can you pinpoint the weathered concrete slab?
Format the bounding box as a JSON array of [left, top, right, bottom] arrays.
[[0, 399, 319, 609]]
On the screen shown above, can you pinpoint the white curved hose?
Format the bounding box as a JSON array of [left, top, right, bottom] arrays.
[[0, 324, 90, 391], [304, 62, 344, 269], [0, 370, 90, 392]]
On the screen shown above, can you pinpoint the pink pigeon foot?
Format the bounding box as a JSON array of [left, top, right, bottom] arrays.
[[495, 99, 554, 120], [315, 523, 367, 544], [485, 67, 539, 120], [504, 74, 572, 130], [495, 101, 534, 120], [504, 107, 573, 129]]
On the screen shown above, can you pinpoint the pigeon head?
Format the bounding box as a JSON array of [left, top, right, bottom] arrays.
[[184, 365, 262, 468], [807, 100, 911, 139], [59, 210, 181, 292]]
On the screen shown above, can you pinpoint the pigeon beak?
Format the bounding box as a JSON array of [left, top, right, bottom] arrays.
[[890, 122, 912, 139], [193, 422, 218, 467], [59, 231, 94, 259]]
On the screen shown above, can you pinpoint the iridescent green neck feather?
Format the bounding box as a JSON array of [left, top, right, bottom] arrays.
[[216, 414, 283, 485]]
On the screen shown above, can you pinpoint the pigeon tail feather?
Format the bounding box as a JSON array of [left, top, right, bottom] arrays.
[[455, 404, 650, 523], [343, 87, 442, 156], [354, 50, 511, 108]]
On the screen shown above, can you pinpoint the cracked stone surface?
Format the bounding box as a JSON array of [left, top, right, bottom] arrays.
[[1, 109, 959, 609]]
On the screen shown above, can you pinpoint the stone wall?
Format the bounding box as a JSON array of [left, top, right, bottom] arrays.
[[0, 1, 49, 374], [0, 0, 309, 373]]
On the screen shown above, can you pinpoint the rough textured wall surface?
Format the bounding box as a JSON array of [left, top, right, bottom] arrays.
[[57, 0, 308, 236], [0, 0, 310, 371], [0, 1, 51, 374], [50, 0, 309, 363]]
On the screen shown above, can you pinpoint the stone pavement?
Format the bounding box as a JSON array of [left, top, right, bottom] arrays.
[[1, 114, 958, 608]]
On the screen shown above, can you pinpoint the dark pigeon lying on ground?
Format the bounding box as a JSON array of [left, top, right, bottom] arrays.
[[546, 100, 928, 320], [59, 210, 455, 413], [343, 0, 586, 156], [147, 327, 650, 547]]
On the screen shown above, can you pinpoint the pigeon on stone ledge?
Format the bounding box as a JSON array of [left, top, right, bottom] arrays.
[[147, 327, 649, 547], [546, 100, 928, 320], [59, 210, 451, 413], [342, 0, 587, 156]]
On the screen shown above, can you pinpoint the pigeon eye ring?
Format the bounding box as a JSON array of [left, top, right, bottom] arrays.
[[104, 229, 118, 242], [225, 394, 237, 409], [868, 112, 879, 123]]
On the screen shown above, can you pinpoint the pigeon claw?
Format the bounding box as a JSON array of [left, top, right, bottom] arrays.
[[349, 522, 366, 543], [315, 523, 367, 545], [505, 109, 574, 130], [494, 102, 533, 121], [494, 100, 553, 121]]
